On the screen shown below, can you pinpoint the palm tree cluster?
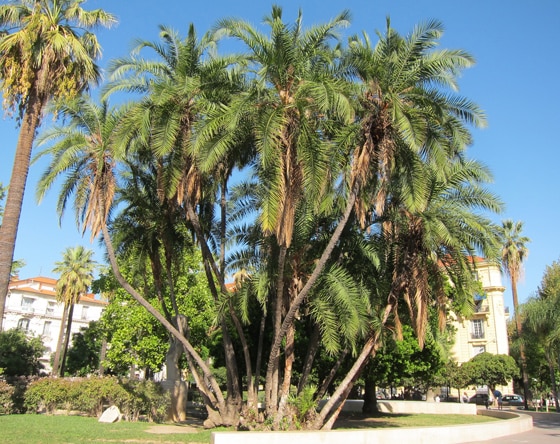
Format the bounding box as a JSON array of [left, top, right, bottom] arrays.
[[2, 3, 505, 429]]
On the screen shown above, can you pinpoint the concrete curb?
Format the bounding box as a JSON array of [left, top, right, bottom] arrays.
[[211, 403, 533, 444]]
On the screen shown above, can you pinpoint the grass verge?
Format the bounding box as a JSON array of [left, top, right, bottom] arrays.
[[0, 412, 499, 444]]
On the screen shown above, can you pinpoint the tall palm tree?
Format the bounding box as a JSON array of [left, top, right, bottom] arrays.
[[315, 157, 503, 429], [0, 0, 116, 330], [104, 24, 253, 417], [34, 95, 232, 425], [210, 5, 354, 414], [500, 219, 530, 408], [51, 245, 96, 376]]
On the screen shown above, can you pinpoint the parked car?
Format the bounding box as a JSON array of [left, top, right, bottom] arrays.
[[469, 393, 491, 406], [501, 394, 525, 409]]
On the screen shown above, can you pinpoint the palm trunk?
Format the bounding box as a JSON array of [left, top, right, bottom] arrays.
[[297, 324, 320, 394], [265, 244, 287, 416], [100, 223, 234, 424], [99, 338, 107, 376], [314, 303, 392, 430], [185, 201, 250, 408], [253, 313, 266, 398], [266, 192, 358, 410], [59, 303, 75, 376], [52, 303, 69, 376], [512, 279, 530, 409], [275, 321, 295, 424], [315, 348, 349, 401], [0, 92, 45, 330]]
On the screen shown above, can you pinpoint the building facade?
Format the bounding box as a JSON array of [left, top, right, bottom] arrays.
[[449, 257, 513, 394], [2, 276, 106, 373]]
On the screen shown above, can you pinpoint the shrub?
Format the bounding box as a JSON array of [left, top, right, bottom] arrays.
[[0, 380, 15, 414], [121, 379, 169, 422], [21, 376, 169, 421], [6, 376, 39, 413], [24, 378, 71, 413]]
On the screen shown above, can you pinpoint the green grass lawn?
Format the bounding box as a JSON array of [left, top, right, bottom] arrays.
[[0, 413, 499, 444], [0, 415, 219, 444]]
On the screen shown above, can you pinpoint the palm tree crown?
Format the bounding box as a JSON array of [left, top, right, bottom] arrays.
[[0, 0, 115, 330]]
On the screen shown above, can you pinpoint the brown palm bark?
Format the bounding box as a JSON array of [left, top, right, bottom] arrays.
[[0, 91, 46, 330], [59, 303, 75, 376], [100, 222, 237, 424], [52, 303, 69, 376]]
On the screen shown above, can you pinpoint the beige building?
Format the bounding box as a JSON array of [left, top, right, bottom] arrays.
[[2, 276, 106, 373], [449, 257, 512, 395]]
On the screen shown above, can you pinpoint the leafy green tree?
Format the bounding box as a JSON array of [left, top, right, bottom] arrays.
[[51, 245, 97, 376], [499, 220, 530, 408], [461, 352, 519, 397], [0, 0, 116, 330], [0, 329, 44, 376], [522, 259, 560, 409], [65, 321, 103, 376], [363, 325, 444, 414]]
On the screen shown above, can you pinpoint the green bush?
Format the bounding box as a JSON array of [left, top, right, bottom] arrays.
[[22, 377, 170, 422], [24, 378, 72, 413], [121, 379, 169, 422], [0, 380, 15, 414], [6, 376, 38, 413], [72, 377, 130, 416]]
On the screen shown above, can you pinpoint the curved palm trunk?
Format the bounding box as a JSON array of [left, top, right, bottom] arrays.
[[297, 324, 320, 394], [100, 223, 235, 424], [59, 303, 75, 376], [185, 202, 253, 408], [52, 303, 69, 376], [266, 192, 358, 408], [0, 93, 45, 330], [265, 244, 287, 416], [314, 303, 393, 430]]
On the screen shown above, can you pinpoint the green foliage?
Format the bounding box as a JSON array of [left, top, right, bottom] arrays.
[[23, 377, 169, 421], [65, 321, 104, 376], [461, 352, 519, 390], [288, 385, 318, 427], [0, 329, 45, 376], [369, 325, 444, 390]]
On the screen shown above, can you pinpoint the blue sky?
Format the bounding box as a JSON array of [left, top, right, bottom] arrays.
[[1, 0, 559, 313]]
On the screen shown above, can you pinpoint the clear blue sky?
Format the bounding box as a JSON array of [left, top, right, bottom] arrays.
[[1, 0, 559, 313]]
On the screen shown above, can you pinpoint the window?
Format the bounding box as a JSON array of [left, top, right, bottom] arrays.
[[17, 318, 30, 332], [21, 297, 35, 313], [46, 302, 55, 315], [472, 345, 486, 357], [471, 319, 485, 339], [81, 306, 89, 320], [42, 321, 52, 336]]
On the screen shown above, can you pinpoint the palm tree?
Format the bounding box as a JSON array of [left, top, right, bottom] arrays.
[[34, 95, 232, 425], [0, 0, 116, 330], [210, 5, 354, 415], [499, 219, 530, 408], [315, 157, 503, 429], [104, 24, 253, 419], [51, 245, 96, 376]]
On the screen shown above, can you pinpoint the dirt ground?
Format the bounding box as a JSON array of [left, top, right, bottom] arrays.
[[145, 417, 204, 434]]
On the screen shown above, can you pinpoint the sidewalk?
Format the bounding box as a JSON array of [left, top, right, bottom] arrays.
[[465, 410, 560, 443]]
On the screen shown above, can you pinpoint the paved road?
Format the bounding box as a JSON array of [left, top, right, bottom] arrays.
[[466, 410, 560, 443]]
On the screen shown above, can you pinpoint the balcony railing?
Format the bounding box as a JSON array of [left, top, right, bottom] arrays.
[[471, 332, 485, 340]]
